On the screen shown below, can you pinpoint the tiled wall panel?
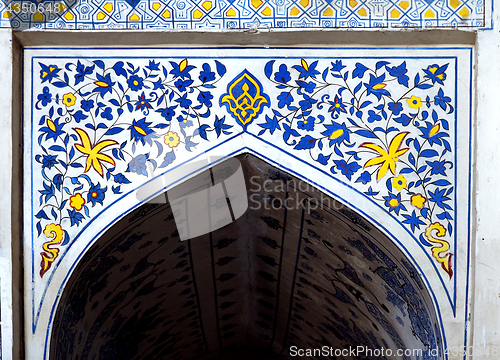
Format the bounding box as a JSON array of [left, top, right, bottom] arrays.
[[23, 46, 473, 359]]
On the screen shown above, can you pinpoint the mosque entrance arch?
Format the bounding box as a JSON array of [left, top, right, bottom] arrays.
[[49, 154, 443, 360]]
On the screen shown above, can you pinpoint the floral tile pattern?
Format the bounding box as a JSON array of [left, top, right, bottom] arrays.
[[1, 0, 487, 30], [24, 48, 473, 338]]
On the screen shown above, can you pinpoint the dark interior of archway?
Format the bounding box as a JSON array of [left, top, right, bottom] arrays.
[[50, 154, 442, 360]]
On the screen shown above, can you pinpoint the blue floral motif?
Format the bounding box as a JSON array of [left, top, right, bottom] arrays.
[[39, 63, 61, 83], [87, 183, 107, 206], [199, 63, 215, 83], [334, 160, 361, 180], [81, 99, 94, 112], [383, 192, 406, 215], [37, 87, 52, 107], [33, 58, 228, 278], [367, 110, 382, 123], [277, 92, 293, 108], [68, 209, 84, 226], [262, 58, 455, 277], [127, 75, 144, 91], [127, 154, 148, 176], [274, 64, 291, 84], [388, 101, 403, 115]]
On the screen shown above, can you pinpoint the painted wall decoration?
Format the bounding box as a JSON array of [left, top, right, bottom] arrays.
[[1, 0, 488, 30], [24, 47, 472, 360]]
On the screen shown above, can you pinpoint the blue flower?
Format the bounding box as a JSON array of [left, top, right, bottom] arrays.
[[299, 94, 317, 111], [74, 60, 94, 85], [388, 101, 403, 116], [298, 116, 315, 131], [367, 110, 382, 123], [39, 63, 61, 83], [423, 63, 448, 85], [214, 115, 233, 137], [331, 60, 345, 72], [39, 182, 55, 203], [68, 209, 84, 227], [402, 210, 425, 232], [258, 115, 281, 135], [37, 87, 52, 107], [93, 73, 115, 98], [127, 75, 144, 91], [175, 93, 192, 109], [321, 121, 350, 147], [174, 78, 193, 92], [41, 154, 58, 169], [292, 59, 320, 80], [195, 124, 210, 140], [434, 88, 451, 110], [364, 74, 390, 100], [101, 107, 113, 120], [383, 192, 407, 215], [355, 171, 371, 184], [81, 99, 94, 112], [317, 153, 331, 165], [277, 92, 293, 108], [39, 118, 65, 142], [134, 92, 152, 112], [428, 188, 451, 210], [156, 105, 177, 121], [334, 160, 361, 180], [328, 95, 346, 114], [418, 121, 448, 146], [87, 183, 107, 206], [126, 154, 148, 176], [128, 118, 154, 145], [274, 64, 291, 84], [113, 173, 131, 184], [177, 115, 193, 129], [353, 63, 368, 79], [387, 61, 409, 87], [394, 113, 411, 126], [152, 79, 165, 90], [146, 60, 160, 71], [426, 160, 447, 176], [199, 63, 216, 83], [170, 59, 195, 80], [73, 110, 87, 123], [53, 173, 63, 191], [299, 81, 316, 94], [197, 91, 213, 107]]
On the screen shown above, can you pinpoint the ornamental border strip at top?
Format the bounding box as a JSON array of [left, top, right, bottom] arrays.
[[1, 0, 487, 30]]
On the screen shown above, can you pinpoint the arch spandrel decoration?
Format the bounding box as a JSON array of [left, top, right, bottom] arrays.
[[23, 46, 473, 359]]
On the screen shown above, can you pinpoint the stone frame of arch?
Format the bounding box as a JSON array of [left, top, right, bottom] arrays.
[[16, 39, 475, 359]]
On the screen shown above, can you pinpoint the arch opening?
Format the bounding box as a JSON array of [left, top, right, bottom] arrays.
[[49, 154, 443, 360]]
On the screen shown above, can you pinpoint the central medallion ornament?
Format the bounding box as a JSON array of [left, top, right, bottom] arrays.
[[220, 69, 270, 130]]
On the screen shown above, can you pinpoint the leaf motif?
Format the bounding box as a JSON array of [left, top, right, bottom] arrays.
[[215, 60, 226, 77], [264, 60, 275, 79]]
